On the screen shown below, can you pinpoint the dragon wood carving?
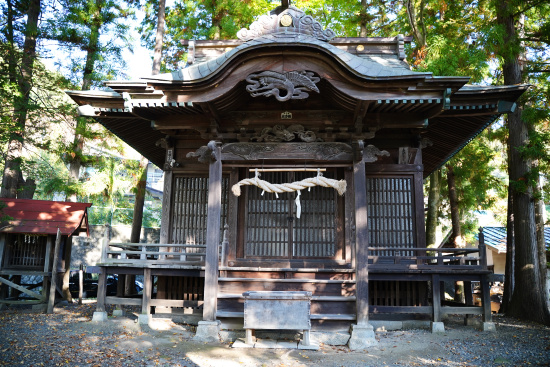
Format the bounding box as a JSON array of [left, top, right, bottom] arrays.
[[245, 70, 320, 102]]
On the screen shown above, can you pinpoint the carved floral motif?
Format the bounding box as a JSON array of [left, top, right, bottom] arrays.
[[246, 70, 320, 102]]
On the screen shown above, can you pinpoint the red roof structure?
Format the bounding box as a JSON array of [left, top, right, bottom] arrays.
[[0, 199, 92, 236]]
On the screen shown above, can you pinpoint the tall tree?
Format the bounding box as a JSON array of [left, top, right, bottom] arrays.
[[494, 0, 550, 325], [46, 0, 136, 201], [0, 0, 41, 198]]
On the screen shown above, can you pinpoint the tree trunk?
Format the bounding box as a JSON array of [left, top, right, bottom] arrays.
[[446, 165, 461, 247], [426, 169, 441, 248], [130, 156, 148, 243], [497, 1, 550, 325], [0, 0, 41, 199], [152, 0, 166, 75], [501, 189, 514, 313], [359, 0, 368, 38], [534, 178, 548, 306], [446, 164, 464, 303]]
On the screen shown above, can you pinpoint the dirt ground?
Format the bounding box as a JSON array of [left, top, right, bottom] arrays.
[[0, 301, 549, 367]]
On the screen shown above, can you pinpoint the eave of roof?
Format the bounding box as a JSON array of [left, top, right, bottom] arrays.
[[0, 199, 92, 237]]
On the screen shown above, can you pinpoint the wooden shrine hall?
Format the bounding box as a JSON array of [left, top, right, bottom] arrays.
[[67, 3, 525, 348]]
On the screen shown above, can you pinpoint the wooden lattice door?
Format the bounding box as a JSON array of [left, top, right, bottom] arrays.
[[243, 171, 340, 259]]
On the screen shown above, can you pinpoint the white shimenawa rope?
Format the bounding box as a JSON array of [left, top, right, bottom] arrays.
[[232, 169, 347, 218]]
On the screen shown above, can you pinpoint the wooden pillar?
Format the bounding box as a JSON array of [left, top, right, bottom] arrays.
[[62, 236, 73, 302], [354, 141, 370, 326], [480, 274, 492, 322], [160, 146, 175, 244], [47, 229, 62, 314], [96, 267, 107, 313], [142, 268, 152, 315], [432, 274, 441, 322], [203, 142, 222, 321]]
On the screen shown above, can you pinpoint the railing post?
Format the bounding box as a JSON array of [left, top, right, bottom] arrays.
[[101, 226, 109, 263], [478, 227, 487, 269]]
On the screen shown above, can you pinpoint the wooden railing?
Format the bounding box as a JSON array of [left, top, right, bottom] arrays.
[[368, 245, 487, 270], [100, 242, 208, 266]]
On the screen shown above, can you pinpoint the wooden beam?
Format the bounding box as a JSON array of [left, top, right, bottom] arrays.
[[432, 274, 441, 322], [221, 142, 353, 162], [47, 228, 62, 314], [353, 101, 369, 134], [0, 234, 5, 271], [0, 276, 44, 300], [203, 141, 222, 321], [353, 141, 370, 326]]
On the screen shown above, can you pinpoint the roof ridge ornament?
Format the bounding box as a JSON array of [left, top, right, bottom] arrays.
[[237, 6, 336, 42]]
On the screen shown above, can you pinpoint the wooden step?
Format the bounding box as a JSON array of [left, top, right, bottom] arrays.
[[217, 293, 356, 301], [216, 311, 357, 321], [218, 278, 355, 283]]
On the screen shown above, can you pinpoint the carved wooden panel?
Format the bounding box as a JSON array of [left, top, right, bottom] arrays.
[[366, 177, 415, 255], [221, 142, 353, 161]]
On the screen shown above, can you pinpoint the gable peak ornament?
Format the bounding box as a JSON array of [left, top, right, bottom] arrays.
[[246, 70, 320, 102], [237, 6, 336, 42]]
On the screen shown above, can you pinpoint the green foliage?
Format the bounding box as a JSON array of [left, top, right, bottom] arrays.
[[42, 0, 137, 87]]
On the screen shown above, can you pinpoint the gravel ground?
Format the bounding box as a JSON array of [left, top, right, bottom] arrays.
[[0, 301, 549, 367]]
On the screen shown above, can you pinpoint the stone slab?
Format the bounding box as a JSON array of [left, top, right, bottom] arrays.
[[298, 341, 320, 350], [138, 314, 151, 325], [254, 339, 279, 349], [311, 331, 350, 346], [112, 308, 125, 317], [231, 339, 253, 348]]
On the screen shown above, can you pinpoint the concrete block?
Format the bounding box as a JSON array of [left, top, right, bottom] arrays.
[[193, 320, 221, 342], [278, 341, 299, 349], [92, 311, 108, 322], [402, 320, 431, 330], [348, 324, 377, 350], [112, 308, 125, 317], [298, 341, 319, 350], [138, 314, 151, 325], [31, 304, 47, 313], [481, 322, 496, 332], [310, 331, 350, 346], [431, 322, 445, 333], [254, 339, 278, 349], [231, 339, 253, 349]]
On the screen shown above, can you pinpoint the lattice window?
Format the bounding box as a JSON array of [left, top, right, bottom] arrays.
[[4, 234, 47, 269], [366, 177, 415, 253], [171, 176, 228, 245], [245, 171, 338, 259]]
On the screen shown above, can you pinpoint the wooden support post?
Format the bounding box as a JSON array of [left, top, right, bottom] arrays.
[[47, 228, 62, 314], [62, 236, 73, 302], [354, 142, 369, 326], [203, 141, 222, 321], [96, 267, 107, 313], [78, 264, 84, 305], [142, 268, 152, 316], [0, 233, 6, 271], [431, 274, 441, 322], [480, 274, 492, 323], [160, 164, 174, 244]]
